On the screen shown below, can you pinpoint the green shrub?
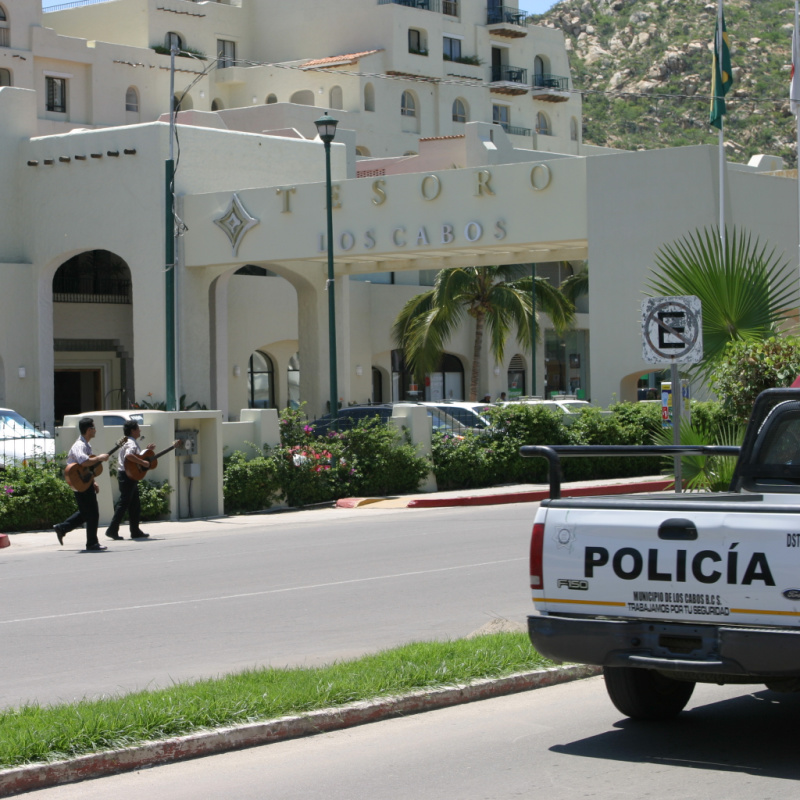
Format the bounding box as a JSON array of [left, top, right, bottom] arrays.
[[223, 450, 281, 514], [709, 336, 800, 424], [270, 408, 429, 507], [137, 479, 173, 521], [564, 403, 662, 480], [336, 422, 428, 496], [0, 462, 74, 533]]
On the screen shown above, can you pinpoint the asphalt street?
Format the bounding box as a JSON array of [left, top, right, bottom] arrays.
[[20, 676, 800, 800], [0, 502, 534, 708]]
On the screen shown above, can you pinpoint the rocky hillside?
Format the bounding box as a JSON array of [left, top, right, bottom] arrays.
[[532, 0, 798, 166]]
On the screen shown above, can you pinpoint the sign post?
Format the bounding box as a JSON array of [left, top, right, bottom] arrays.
[[642, 296, 703, 492]]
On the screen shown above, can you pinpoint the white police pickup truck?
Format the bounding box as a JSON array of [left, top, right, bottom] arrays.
[[522, 388, 800, 720]]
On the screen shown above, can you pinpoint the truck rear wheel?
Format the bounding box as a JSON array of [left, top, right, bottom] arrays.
[[603, 667, 695, 720]]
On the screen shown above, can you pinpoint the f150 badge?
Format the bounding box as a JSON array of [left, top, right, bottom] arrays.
[[557, 579, 589, 590]]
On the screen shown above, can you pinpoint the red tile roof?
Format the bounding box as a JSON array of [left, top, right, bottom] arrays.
[[302, 50, 382, 68]]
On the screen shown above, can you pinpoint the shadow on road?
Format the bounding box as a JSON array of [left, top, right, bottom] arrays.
[[551, 689, 800, 781]]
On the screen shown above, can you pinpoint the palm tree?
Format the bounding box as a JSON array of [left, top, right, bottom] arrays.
[[648, 227, 796, 377], [392, 265, 575, 402]]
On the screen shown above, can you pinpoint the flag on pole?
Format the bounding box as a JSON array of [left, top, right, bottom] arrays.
[[791, 0, 800, 115], [709, 8, 732, 129]]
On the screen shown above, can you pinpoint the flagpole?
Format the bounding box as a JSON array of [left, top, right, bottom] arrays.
[[718, 0, 725, 258], [795, 0, 800, 282]]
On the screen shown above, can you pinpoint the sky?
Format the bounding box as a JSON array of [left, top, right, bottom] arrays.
[[42, 0, 560, 12]]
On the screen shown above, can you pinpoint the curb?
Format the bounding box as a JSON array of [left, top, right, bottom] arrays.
[[407, 479, 672, 508], [337, 479, 672, 510], [0, 664, 601, 797]]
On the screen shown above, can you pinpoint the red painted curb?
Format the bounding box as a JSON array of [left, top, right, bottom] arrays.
[[335, 498, 363, 508], [406, 480, 672, 508], [0, 665, 601, 796]]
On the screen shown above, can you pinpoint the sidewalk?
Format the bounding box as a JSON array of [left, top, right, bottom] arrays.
[[336, 475, 673, 509]]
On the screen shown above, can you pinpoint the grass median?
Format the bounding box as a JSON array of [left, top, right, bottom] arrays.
[[0, 632, 554, 769]]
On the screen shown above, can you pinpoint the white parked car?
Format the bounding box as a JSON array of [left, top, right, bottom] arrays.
[[500, 397, 606, 423], [417, 401, 494, 430], [0, 408, 55, 468]]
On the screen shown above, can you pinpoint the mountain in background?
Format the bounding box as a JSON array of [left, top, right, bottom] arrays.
[[532, 0, 797, 167]]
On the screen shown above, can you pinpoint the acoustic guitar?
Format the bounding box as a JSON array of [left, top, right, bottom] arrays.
[[125, 439, 182, 481], [64, 437, 127, 493]]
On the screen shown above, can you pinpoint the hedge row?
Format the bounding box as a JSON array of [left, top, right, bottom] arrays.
[[1, 401, 726, 527], [0, 461, 172, 534]]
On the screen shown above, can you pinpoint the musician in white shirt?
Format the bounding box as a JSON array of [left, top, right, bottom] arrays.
[[104, 420, 154, 541], [53, 417, 110, 551]]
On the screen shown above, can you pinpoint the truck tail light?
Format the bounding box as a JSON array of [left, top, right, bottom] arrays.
[[530, 522, 545, 591]]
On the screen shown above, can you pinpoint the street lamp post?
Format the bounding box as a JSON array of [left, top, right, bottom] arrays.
[[315, 112, 339, 426]]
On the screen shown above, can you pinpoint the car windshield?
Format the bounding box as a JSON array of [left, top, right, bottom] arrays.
[[0, 411, 45, 440]]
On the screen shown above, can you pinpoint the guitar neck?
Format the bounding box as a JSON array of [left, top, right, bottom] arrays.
[[148, 441, 181, 461]]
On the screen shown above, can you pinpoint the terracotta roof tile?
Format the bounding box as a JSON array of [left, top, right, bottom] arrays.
[[301, 50, 382, 68], [419, 135, 466, 141]]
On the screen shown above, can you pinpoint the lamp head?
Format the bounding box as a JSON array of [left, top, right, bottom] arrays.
[[314, 112, 339, 144]]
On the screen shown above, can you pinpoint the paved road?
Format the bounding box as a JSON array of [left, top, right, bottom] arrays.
[[22, 676, 800, 799], [0, 503, 534, 708]]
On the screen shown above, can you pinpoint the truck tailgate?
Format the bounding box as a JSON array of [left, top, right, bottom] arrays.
[[533, 503, 800, 628]]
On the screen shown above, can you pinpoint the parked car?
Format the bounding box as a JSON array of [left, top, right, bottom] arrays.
[[61, 410, 147, 428], [501, 396, 595, 414], [417, 401, 494, 430], [311, 404, 469, 435], [0, 408, 55, 468]]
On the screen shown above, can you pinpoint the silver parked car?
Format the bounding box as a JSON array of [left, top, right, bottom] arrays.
[[0, 408, 55, 468]]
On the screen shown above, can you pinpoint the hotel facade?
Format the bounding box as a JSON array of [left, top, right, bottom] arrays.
[[0, 0, 796, 427]]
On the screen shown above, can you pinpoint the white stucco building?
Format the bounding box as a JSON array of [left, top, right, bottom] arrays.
[[0, 0, 797, 428]]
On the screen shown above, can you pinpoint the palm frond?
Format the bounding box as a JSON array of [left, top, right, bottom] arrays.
[[648, 227, 795, 378]]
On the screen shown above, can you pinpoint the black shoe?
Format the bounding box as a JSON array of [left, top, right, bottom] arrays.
[[54, 525, 66, 546], [85, 543, 108, 552], [106, 531, 123, 540], [130, 531, 150, 539]]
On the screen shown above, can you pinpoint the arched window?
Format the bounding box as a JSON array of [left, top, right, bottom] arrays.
[[355, 146, 371, 157], [247, 350, 275, 409], [164, 32, 182, 51], [266, 93, 278, 104], [401, 90, 416, 117], [211, 98, 223, 111], [290, 89, 314, 106], [52, 250, 132, 304], [536, 111, 550, 136], [452, 98, 467, 123], [364, 82, 375, 112], [534, 55, 545, 85], [329, 85, 343, 110], [0, 6, 8, 48], [0, 68, 10, 87], [287, 353, 300, 409], [570, 116, 579, 142], [125, 87, 139, 113]]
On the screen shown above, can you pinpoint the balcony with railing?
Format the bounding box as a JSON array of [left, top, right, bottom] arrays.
[[498, 122, 531, 137], [490, 64, 528, 95], [486, 4, 530, 37], [530, 72, 570, 102], [378, 0, 442, 11]]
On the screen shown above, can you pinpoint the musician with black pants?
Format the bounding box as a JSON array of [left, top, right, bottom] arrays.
[[105, 420, 153, 541], [54, 417, 110, 551]]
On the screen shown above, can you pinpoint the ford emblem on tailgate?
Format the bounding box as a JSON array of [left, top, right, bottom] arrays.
[[783, 589, 800, 601]]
